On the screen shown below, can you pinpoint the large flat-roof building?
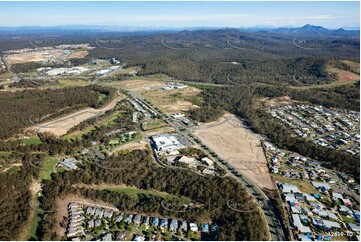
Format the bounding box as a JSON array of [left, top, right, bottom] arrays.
[[151, 134, 185, 155]]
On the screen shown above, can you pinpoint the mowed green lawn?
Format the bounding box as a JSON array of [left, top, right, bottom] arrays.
[[21, 137, 43, 145]]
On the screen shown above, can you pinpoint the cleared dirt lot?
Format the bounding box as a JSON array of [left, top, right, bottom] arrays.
[[111, 140, 149, 154], [29, 94, 126, 136], [6, 49, 89, 64], [194, 114, 275, 190], [143, 87, 200, 113], [107, 78, 200, 113], [108, 79, 165, 92]]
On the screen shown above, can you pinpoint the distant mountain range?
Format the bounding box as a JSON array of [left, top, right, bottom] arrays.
[[0, 24, 359, 36]]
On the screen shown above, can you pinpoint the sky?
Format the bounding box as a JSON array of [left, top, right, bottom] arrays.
[[0, 1, 359, 29]]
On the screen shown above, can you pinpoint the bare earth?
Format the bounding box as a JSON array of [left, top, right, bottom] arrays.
[[6, 49, 89, 64], [109, 79, 165, 92], [28, 93, 126, 136], [111, 140, 149, 154], [194, 114, 275, 190], [143, 87, 200, 113]]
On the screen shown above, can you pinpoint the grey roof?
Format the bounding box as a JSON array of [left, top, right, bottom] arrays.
[[170, 219, 178, 230], [348, 223, 360, 232], [133, 214, 142, 224]]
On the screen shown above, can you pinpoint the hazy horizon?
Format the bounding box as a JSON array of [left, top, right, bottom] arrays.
[[0, 1, 359, 29]]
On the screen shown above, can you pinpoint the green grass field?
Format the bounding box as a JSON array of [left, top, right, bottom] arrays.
[[143, 118, 167, 131], [21, 137, 43, 145], [62, 126, 95, 141], [27, 204, 42, 240], [340, 215, 355, 223], [102, 186, 190, 203]]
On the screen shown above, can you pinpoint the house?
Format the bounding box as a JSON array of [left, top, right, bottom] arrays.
[[291, 214, 311, 233], [124, 214, 134, 224], [341, 198, 352, 206], [339, 205, 353, 215], [95, 208, 104, 218], [348, 223, 360, 233], [87, 207, 95, 216], [87, 219, 94, 228], [312, 218, 341, 231], [297, 234, 312, 241], [143, 216, 150, 226], [102, 233, 112, 241], [169, 219, 178, 231], [159, 219, 168, 229], [201, 224, 209, 233], [116, 214, 124, 222], [180, 221, 187, 231], [59, 157, 78, 170], [116, 232, 126, 241], [152, 217, 159, 227], [279, 183, 301, 193], [312, 182, 330, 191], [104, 210, 113, 219], [332, 192, 343, 200], [189, 222, 198, 232], [95, 219, 101, 227], [133, 214, 142, 225], [303, 193, 316, 202], [133, 236, 145, 241]]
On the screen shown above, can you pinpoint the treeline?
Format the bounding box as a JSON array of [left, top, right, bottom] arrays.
[[36, 149, 267, 241], [0, 85, 116, 139], [255, 82, 360, 111], [11, 61, 66, 73], [0, 152, 43, 240], [187, 106, 224, 123], [188, 87, 360, 180]]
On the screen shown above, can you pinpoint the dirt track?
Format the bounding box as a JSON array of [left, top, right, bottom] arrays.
[[195, 114, 275, 190]]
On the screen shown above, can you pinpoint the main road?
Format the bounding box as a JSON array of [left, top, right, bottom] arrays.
[[127, 89, 286, 241]]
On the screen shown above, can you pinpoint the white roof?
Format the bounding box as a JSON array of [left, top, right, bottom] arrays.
[[312, 182, 330, 190], [292, 214, 312, 233], [303, 193, 316, 201], [323, 220, 341, 229], [284, 193, 296, 202], [297, 234, 311, 241], [280, 183, 301, 193], [202, 157, 214, 166], [332, 192, 343, 199], [189, 222, 198, 231]]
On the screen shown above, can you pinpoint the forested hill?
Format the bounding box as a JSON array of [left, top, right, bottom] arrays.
[[1, 25, 359, 86], [0, 85, 115, 139]]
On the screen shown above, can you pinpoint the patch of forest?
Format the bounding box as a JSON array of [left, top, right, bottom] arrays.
[[0, 152, 42, 240], [0, 85, 115, 139], [36, 149, 268, 241]]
